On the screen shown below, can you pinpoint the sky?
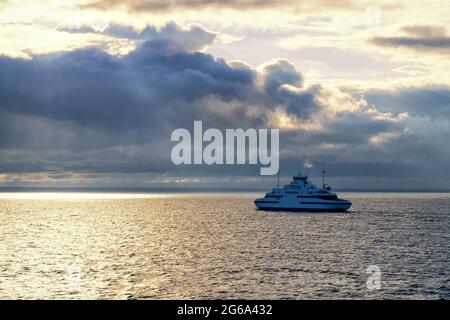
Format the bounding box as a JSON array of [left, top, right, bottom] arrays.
[[1, 0, 450, 190]]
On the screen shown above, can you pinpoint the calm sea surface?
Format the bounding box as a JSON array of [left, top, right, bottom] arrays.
[[0, 192, 448, 299]]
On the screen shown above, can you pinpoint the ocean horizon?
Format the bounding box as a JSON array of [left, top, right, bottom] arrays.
[[2, 187, 450, 194]]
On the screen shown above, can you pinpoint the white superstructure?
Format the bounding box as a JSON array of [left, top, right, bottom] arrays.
[[254, 171, 351, 212]]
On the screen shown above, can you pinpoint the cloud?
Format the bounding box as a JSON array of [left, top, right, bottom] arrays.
[[258, 59, 303, 93], [0, 22, 449, 189], [401, 25, 447, 38], [371, 25, 450, 54], [365, 86, 450, 119], [60, 22, 217, 53], [81, 0, 360, 13], [371, 36, 450, 50]]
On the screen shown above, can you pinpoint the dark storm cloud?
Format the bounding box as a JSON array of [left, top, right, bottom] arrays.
[[0, 44, 254, 135], [371, 25, 450, 53], [259, 59, 303, 94], [365, 86, 450, 119], [311, 110, 403, 145], [0, 24, 297, 176], [0, 22, 448, 189], [275, 85, 320, 119]]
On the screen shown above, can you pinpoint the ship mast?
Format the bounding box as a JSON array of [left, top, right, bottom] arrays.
[[322, 169, 325, 189], [277, 170, 280, 187]]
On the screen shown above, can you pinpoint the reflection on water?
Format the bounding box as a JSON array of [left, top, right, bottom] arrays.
[[0, 192, 172, 200], [0, 192, 448, 299]]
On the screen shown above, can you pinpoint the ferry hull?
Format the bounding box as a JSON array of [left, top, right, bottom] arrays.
[[254, 199, 352, 212], [255, 206, 350, 212]]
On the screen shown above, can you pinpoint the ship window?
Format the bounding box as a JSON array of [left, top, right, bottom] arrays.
[[316, 195, 338, 200]]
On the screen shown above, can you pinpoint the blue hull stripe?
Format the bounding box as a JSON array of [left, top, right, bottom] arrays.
[[255, 206, 349, 212]]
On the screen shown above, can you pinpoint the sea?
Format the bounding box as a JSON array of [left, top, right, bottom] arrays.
[[0, 191, 448, 299]]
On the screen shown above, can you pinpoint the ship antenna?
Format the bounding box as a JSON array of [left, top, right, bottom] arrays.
[[322, 169, 325, 189]]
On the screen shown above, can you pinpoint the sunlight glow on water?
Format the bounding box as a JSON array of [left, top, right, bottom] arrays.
[[0, 192, 448, 299], [0, 192, 169, 200], [0, 192, 255, 200]]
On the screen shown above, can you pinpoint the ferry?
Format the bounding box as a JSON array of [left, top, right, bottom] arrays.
[[254, 170, 351, 212]]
